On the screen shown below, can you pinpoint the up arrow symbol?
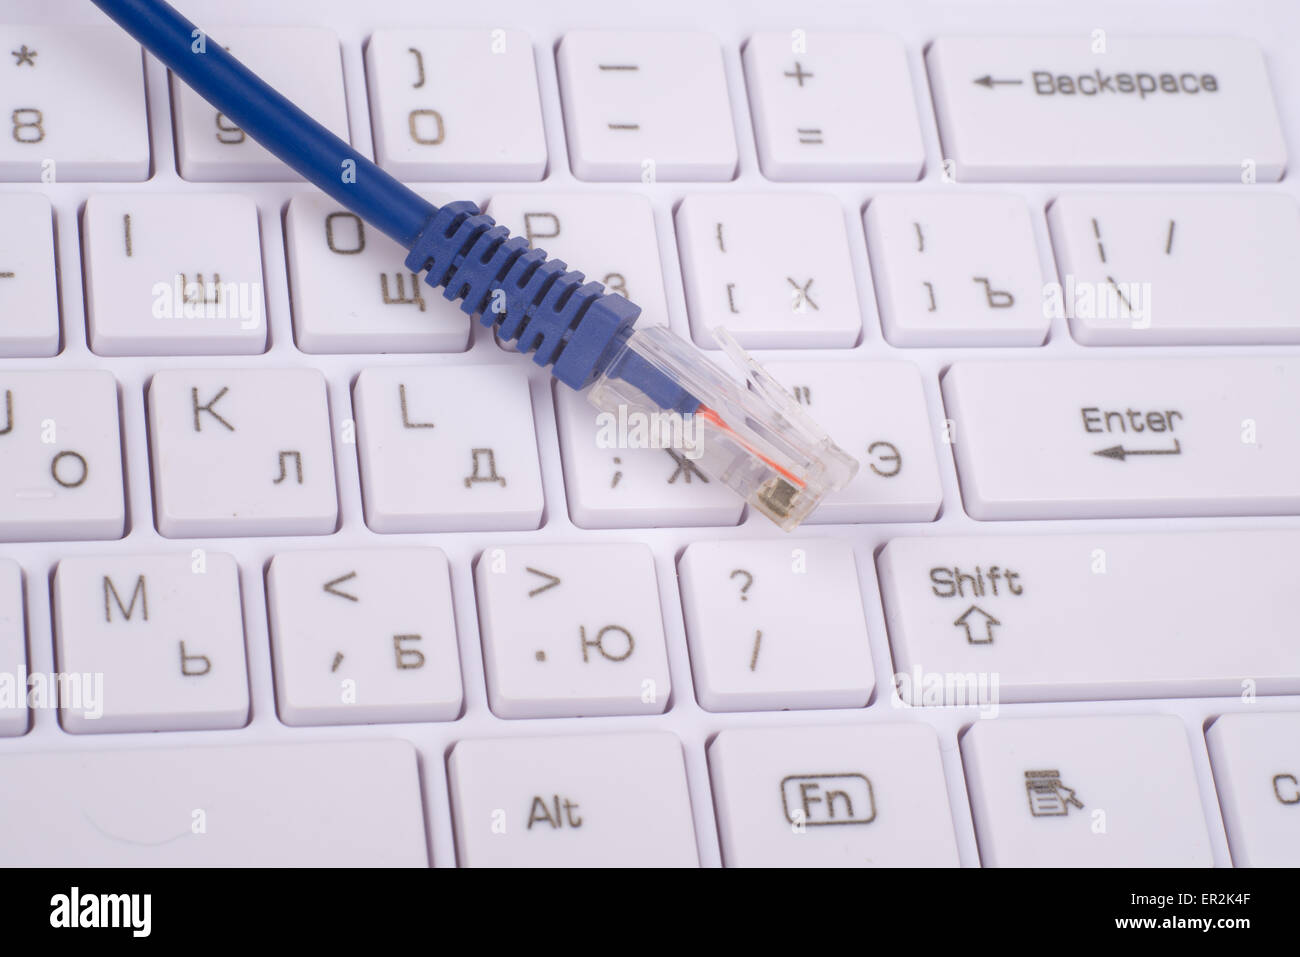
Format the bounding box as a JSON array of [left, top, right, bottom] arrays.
[[953, 605, 999, 644]]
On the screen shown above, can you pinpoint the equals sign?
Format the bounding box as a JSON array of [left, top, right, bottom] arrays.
[[797, 127, 823, 144]]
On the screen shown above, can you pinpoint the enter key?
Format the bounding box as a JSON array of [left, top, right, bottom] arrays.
[[941, 357, 1300, 519]]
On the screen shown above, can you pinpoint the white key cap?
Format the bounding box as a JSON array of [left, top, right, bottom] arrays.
[[879, 530, 1300, 704], [83, 193, 266, 356], [553, 383, 744, 529], [927, 36, 1286, 182], [268, 548, 462, 726], [285, 192, 471, 354], [0, 739, 427, 865], [172, 28, 350, 181], [53, 552, 249, 734], [0, 559, 26, 736], [366, 29, 547, 180], [0, 370, 124, 542], [962, 715, 1212, 866], [865, 193, 1048, 346], [765, 360, 942, 523], [353, 365, 543, 532], [449, 732, 698, 866], [474, 543, 670, 718], [1206, 712, 1300, 867], [148, 368, 338, 537], [0, 194, 58, 356], [677, 193, 861, 348], [557, 31, 738, 181], [1048, 192, 1300, 345], [0, 26, 149, 181], [743, 32, 924, 181], [679, 539, 873, 712], [709, 724, 959, 867], [942, 357, 1300, 519], [487, 191, 668, 330]]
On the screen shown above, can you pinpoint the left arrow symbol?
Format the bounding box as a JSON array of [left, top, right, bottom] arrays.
[[973, 74, 1024, 88], [323, 571, 359, 601]]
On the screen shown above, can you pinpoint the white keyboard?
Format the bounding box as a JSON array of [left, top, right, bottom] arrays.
[[1, 0, 1298, 868]]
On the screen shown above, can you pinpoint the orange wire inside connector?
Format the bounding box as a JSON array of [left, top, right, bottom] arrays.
[[696, 405, 806, 488]]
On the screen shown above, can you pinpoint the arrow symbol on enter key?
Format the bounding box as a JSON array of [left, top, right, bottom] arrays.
[[1093, 439, 1182, 462], [954, 605, 999, 644]]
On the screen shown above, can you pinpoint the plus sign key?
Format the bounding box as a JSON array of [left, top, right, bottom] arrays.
[[743, 32, 924, 181], [474, 544, 671, 718]]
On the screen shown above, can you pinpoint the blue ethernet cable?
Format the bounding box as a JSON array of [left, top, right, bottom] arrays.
[[90, 0, 858, 529]]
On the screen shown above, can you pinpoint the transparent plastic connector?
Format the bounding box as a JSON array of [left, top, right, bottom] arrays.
[[586, 325, 860, 531]]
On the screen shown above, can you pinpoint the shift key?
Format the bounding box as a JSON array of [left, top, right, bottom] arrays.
[[942, 358, 1300, 520], [878, 530, 1300, 704], [927, 36, 1286, 181]]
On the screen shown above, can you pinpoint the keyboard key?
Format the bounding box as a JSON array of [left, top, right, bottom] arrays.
[[1048, 191, 1300, 344], [962, 715, 1212, 866], [0, 26, 149, 181], [709, 724, 960, 867], [927, 35, 1286, 182], [366, 29, 546, 180], [677, 193, 861, 348], [449, 732, 698, 866], [353, 365, 543, 532], [1206, 712, 1300, 867], [0, 369, 124, 542], [0, 739, 426, 865], [487, 191, 669, 329], [0, 193, 58, 356], [743, 32, 924, 181], [172, 27, 350, 181], [53, 552, 249, 734], [765, 360, 942, 523], [553, 383, 744, 529], [268, 548, 462, 726], [474, 543, 670, 718], [83, 193, 266, 356], [0, 559, 26, 736], [557, 31, 737, 181], [878, 530, 1300, 704], [942, 357, 1300, 519], [865, 192, 1048, 346], [679, 539, 873, 712], [148, 368, 338, 537], [285, 191, 471, 354]]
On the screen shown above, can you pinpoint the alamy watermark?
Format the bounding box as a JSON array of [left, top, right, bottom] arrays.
[[595, 406, 705, 460]]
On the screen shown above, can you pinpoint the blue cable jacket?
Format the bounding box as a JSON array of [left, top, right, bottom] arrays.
[[91, 0, 694, 398]]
